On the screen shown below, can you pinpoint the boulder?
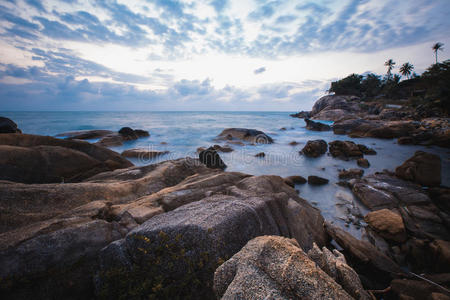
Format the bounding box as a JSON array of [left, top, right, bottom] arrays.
[[289, 141, 299, 146], [364, 209, 407, 242], [94, 134, 123, 147], [357, 144, 377, 155], [301, 139, 328, 157], [212, 144, 234, 152], [95, 176, 328, 298], [357, 158, 370, 168], [329, 140, 363, 160], [0, 133, 132, 184], [310, 95, 361, 121], [284, 175, 307, 187], [121, 149, 169, 160], [199, 147, 227, 169], [308, 175, 329, 185], [217, 128, 273, 144], [118, 127, 149, 140], [304, 118, 332, 131], [332, 118, 419, 139], [339, 168, 364, 180], [307, 243, 371, 300], [214, 236, 353, 300], [395, 151, 442, 187], [0, 117, 21, 133]]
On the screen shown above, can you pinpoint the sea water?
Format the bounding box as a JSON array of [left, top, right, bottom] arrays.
[[3, 111, 450, 237]]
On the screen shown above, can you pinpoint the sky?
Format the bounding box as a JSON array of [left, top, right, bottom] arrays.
[[0, 0, 449, 111]]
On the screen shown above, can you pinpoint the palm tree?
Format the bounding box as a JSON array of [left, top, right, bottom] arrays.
[[399, 62, 414, 79], [432, 42, 444, 64], [384, 59, 396, 80]]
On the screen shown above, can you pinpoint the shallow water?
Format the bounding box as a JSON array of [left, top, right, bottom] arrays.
[[4, 111, 450, 237]]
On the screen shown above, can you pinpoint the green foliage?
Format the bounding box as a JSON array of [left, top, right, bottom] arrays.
[[329, 73, 362, 96]]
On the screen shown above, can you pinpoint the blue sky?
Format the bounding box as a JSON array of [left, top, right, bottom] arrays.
[[0, 0, 449, 111]]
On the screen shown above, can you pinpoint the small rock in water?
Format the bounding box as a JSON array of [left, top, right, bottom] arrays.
[[280, 127, 287, 130], [301, 139, 328, 158], [284, 175, 307, 187], [289, 141, 299, 146], [308, 175, 329, 185], [199, 147, 227, 169], [357, 158, 370, 168], [255, 152, 265, 158]]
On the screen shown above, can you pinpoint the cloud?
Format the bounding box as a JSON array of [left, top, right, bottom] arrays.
[[254, 67, 266, 74]]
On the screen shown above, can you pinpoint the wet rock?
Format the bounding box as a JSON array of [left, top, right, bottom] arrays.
[[121, 148, 169, 159], [118, 127, 149, 140], [395, 151, 442, 187], [307, 243, 371, 300], [301, 139, 328, 157], [217, 128, 273, 144], [94, 134, 124, 147], [212, 144, 234, 152], [339, 168, 364, 180], [199, 147, 227, 169], [283, 175, 307, 187], [214, 236, 353, 300], [308, 175, 329, 185], [398, 136, 414, 145], [280, 127, 287, 130], [55, 129, 114, 140], [304, 118, 332, 131], [0, 133, 132, 184], [289, 141, 299, 146], [358, 144, 377, 155], [364, 209, 407, 242], [333, 118, 419, 139], [329, 140, 363, 160], [357, 158, 370, 168], [254, 152, 265, 157], [0, 117, 21, 133]]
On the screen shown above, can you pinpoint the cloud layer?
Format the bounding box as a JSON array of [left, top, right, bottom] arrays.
[[0, 0, 449, 110]]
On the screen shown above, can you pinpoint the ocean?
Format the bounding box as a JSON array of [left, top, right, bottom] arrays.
[[3, 111, 449, 237]]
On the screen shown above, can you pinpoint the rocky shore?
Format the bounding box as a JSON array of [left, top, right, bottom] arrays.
[[1, 107, 449, 300]]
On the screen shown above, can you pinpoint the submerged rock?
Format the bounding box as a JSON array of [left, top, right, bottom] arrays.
[[214, 236, 353, 300], [301, 139, 328, 157], [0, 133, 132, 184], [199, 147, 227, 169], [217, 128, 273, 144], [395, 151, 441, 187], [304, 118, 332, 131], [0, 117, 21, 133]]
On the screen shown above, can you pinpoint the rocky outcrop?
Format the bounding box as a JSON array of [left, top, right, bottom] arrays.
[[0, 133, 132, 184], [55, 129, 114, 140], [290, 111, 311, 118], [217, 128, 273, 144], [333, 118, 419, 139], [395, 151, 442, 187], [329, 140, 364, 160], [121, 148, 169, 160], [307, 243, 371, 300], [118, 127, 149, 140], [310, 95, 361, 121], [214, 236, 354, 300], [301, 139, 328, 157], [57, 127, 150, 147], [304, 118, 332, 131], [0, 117, 21, 133], [199, 147, 227, 169], [95, 175, 328, 299]]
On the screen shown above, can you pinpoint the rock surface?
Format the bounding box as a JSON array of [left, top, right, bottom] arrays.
[[217, 128, 274, 144], [329, 140, 364, 160], [310, 95, 361, 121], [301, 139, 328, 157], [0, 133, 132, 184], [357, 158, 370, 168], [55, 129, 114, 140], [0, 117, 21, 133], [214, 236, 353, 300], [284, 175, 307, 187], [199, 147, 227, 169], [395, 151, 442, 187], [364, 209, 407, 242], [121, 148, 169, 160], [308, 175, 329, 185], [339, 168, 364, 179], [304, 118, 332, 131]]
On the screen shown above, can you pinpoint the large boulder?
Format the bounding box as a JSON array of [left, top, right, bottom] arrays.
[[311, 95, 361, 121], [199, 147, 227, 169], [333, 118, 419, 139], [217, 128, 273, 144], [304, 118, 332, 131], [214, 236, 354, 299], [301, 139, 328, 157], [395, 151, 441, 187], [329, 140, 363, 160], [0, 133, 132, 184], [364, 209, 407, 242], [0, 117, 21, 133], [95, 175, 328, 299]]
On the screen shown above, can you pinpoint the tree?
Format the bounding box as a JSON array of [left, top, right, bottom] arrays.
[[399, 62, 414, 79], [384, 59, 396, 80], [432, 42, 444, 64], [328, 73, 362, 96]]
